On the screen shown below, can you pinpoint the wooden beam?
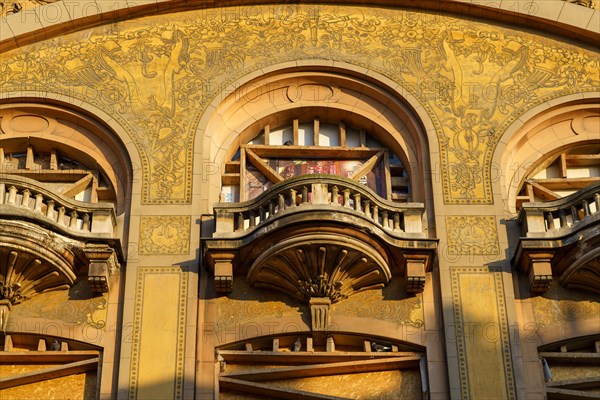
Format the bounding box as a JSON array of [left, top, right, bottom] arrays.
[[240, 148, 246, 201], [529, 153, 561, 178], [530, 177, 600, 190], [217, 350, 424, 364], [527, 180, 561, 201], [546, 376, 600, 390], [559, 153, 568, 179], [247, 145, 382, 159], [384, 151, 392, 201], [349, 151, 383, 181], [546, 387, 599, 400], [0, 350, 99, 363], [264, 124, 270, 146], [62, 173, 94, 198], [219, 376, 349, 400], [314, 118, 320, 146], [221, 356, 421, 381], [539, 352, 600, 364], [338, 122, 346, 147], [245, 148, 284, 184], [293, 119, 299, 145], [566, 154, 600, 167], [0, 358, 98, 389]]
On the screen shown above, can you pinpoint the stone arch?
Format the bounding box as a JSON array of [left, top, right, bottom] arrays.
[[496, 97, 600, 213], [195, 62, 437, 220]]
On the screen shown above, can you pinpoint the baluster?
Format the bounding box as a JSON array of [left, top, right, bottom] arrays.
[[545, 212, 555, 231], [331, 186, 339, 204], [259, 206, 266, 222], [372, 205, 379, 224], [268, 201, 275, 219], [289, 189, 297, 207], [21, 189, 31, 208], [393, 213, 401, 231], [363, 200, 371, 217], [557, 209, 567, 228], [343, 189, 351, 207], [0, 183, 5, 204], [581, 200, 590, 217], [278, 194, 285, 211], [237, 212, 245, 231], [353, 193, 361, 212], [69, 211, 79, 228], [82, 213, 90, 231], [302, 186, 308, 204], [34, 193, 43, 213], [57, 207, 66, 225], [8, 186, 17, 204], [382, 210, 389, 229], [570, 205, 580, 223], [46, 200, 55, 220], [249, 210, 256, 227]]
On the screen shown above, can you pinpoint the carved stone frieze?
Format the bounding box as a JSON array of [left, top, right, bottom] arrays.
[[247, 234, 391, 304]]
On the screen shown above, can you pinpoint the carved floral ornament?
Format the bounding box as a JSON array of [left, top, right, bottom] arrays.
[[1, 6, 597, 205]]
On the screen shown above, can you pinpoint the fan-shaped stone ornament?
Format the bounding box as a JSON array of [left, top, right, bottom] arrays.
[[247, 233, 391, 303]]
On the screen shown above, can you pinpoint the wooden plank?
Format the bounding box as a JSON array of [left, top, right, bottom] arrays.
[[264, 124, 270, 146], [0, 350, 99, 363], [349, 151, 383, 181], [546, 387, 599, 400], [220, 356, 422, 381], [62, 173, 94, 198], [9, 170, 90, 182], [221, 173, 240, 186], [314, 118, 320, 146], [546, 376, 600, 389], [293, 119, 299, 145], [219, 376, 349, 400], [566, 154, 600, 167], [0, 357, 98, 389], [240, 148, 246, 201], [245, 148, 284, 183], [530, 177, 600, 190], [384, 151, 392, 201], [247, 145, 382, 159], [528, 180, 560, 201], [559, 153, 568, 179], [338, 122, 346, 147], [218, 350, 424, 364], [224, 161, 241, 174], [539, 352, 600, 364]]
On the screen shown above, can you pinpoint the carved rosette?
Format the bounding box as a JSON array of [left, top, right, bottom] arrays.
[[247, 234, 391, 304]]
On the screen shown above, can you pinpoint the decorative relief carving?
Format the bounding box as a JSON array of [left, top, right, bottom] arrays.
[[247, 234, 391, 303], [563, 0, 599, 9], [1, 6, 597, 204], [530, 281, 600, 326], [138, 216, 190, 255], [0, 0, 60, 16], [446, 216, 500, 255]]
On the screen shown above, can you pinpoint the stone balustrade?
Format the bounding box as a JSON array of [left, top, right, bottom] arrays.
[[213, 174, 425, 237], [519, 182, 600, 237], [0, 174, 117, 237]]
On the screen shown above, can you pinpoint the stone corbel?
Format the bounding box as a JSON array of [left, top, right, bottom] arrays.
[[206, 252, 236, 294], [527, 253, 554, 293], [84, 244, 120, 293], [404, 255, 427, 293], [309, 297, 331, 331]]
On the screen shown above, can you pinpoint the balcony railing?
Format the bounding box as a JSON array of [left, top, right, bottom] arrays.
[[213, 174, 425, 237], [519, 182, 600, 238], [0, 174, 117, 237]]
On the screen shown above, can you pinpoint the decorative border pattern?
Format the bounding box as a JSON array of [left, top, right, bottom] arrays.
[[129, 267, 188, 400], [451, 267, 516, 400], [446, 216, 500, 255]]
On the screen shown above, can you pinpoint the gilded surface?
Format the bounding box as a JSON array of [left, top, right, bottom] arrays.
[[530, 281, 600, 326], [1, 6, 597, 203], [332, 279, 424, 328], [9, 280, 107, 329], [0, 366, 96, 400], [446, 216, 500, 255], [0, 0, 60, 17], [451, 267, 515, 400], [138, 215, 190, 254]]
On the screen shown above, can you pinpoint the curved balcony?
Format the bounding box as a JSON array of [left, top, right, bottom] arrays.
[[204, 175, 437, 319], [0, 174, 117, 238], [514, 182, 600, 294]]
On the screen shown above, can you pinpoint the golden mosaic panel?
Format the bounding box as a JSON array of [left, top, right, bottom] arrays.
[[138, 216, 190, 255], [1, 6, 597, 204], [451, 267, 516, 400], [129, 267, 187, 400], [446, 216, 500, 255]]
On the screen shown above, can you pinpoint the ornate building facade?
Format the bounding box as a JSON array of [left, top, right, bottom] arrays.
[[0, 1, 599, 399]]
